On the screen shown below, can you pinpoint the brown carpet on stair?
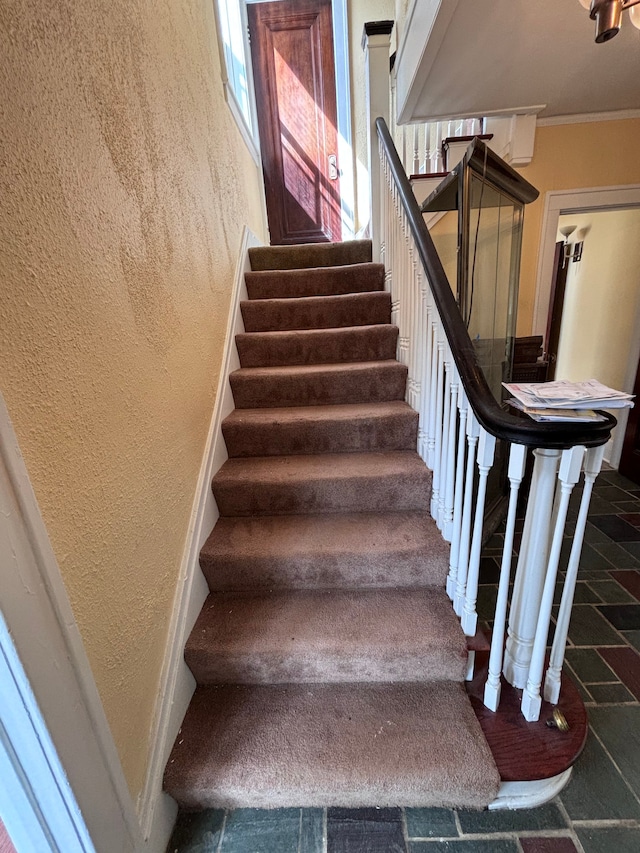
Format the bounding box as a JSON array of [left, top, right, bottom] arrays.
[[164, 681, 500, 810], [164, 239, 500, 812]]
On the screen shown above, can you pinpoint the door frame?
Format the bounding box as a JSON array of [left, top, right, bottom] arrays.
[[0, 393, 141, 853], [244, 0, 355, 240], [532, 184, 640, 466]]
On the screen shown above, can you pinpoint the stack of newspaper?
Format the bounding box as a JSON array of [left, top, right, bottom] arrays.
[[503, 379, 634, 423]]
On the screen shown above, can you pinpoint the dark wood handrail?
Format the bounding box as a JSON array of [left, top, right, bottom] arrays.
[[376, 117, 615, 448]]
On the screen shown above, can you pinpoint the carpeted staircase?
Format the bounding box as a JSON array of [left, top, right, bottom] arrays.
[[164, 239, 500, 810]]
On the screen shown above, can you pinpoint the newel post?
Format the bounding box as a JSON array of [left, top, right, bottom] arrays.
[[362, 21, 393, 260]]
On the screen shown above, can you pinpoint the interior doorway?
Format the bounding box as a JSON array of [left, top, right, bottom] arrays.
[[541, 205, 640, 471], [248, 0, 343, 245]]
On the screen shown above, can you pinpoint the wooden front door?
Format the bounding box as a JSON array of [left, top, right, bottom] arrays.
[[544, 241, 570, 381], [248, 0, 341, 245]]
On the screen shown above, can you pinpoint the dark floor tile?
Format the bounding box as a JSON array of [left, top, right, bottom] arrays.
[[587, 682, 635, 703], [561, 729, 640, 819], [614, 500, 640, 513], [578, 543, 616, 570], [593, 485, 634, 503], [327, 808, 406, 853], [587, 495, 622, 515], [566, 605, 626, 646], [599, 470, 638, 490], [588, 579, 635, 603], [620, 512, 640, 527], [404, 807, 458, 839], [598, 603, 640, 630], [300, 809, 324, 853], [456, 803, 567, 834], [589, 705, 640, 795], [593, 541, 640, 569], [623, 629, 640, 652], [519, 838, 578, 853], [564, 665, 594, 703], [168, 810, 226, 853], [610, 569, 640, 601], [575, 826, 640, 853], [589, 515, 640, 542], [409, 842, 518, 853], [600, 645, 640, 700], [554, 582, 602, 606], [584, 522, 611, 545], [564, 648, 617, 683], [620, 540, 640, 560], [221, 809, 300, 853]]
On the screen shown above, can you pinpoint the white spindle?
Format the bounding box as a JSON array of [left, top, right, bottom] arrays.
[[447, 387, 468, 599], [462, 428, 496, 636], [521, 446, 585, 722], [503, 448, 561, 689], [442, 360, 458, 542], [430, 328, 445, 522], [543, 444, 606, 705], [484, 443, 527, 711], [454, 409, 479, 616], [438, 354, 452, 530]]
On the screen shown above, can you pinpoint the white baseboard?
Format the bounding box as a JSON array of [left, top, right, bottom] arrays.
[[137, 226, 262, 850]]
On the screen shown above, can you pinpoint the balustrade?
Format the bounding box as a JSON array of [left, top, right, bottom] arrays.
[[377, 117, 614, 723]]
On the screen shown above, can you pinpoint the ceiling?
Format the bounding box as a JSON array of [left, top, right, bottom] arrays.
[[395, 0, 640, 123]]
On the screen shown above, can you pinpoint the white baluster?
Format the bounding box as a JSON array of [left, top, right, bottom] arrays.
[[438, 354, 452, 530], [430, 328, 445, 523], [503, 448, 561, 689], [412, 124, 419, 175], [454, 409, 479, 616], [521, 446, 586, 722], [418, 293, 432, 463], [447, 387, 468, 599], [462, 428, 496, 636], [484, 443, 527, 711], [442, 361, 458, 542], [544, 444, 606, 705]]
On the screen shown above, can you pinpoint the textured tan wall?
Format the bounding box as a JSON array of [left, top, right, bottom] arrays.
[[516, 118, 640, 335], [0, 0, 266, 798]]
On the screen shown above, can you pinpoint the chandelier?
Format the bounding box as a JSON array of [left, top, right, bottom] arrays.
[[579, 0, 640, 42]]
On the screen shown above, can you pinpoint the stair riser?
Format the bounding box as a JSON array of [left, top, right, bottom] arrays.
[[248, 240, 372, 271], [222, 411, 418, 457], [230, 363, 408, 408], [236, 326, 398, 368], [200, 551, 442, 592], [212, 472, 430, 516], [240, 291, 391, 332], [245, 263, 384, 299], [186, 650, 465, 686]]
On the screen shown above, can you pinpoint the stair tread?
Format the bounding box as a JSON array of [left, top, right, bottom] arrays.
[[236, 324, 398, 368], [186, 588, 466, 685], [240, 290, 391, 332], [200, 511, 450, 591], [164, 681, 501, 809], [245, 263, 385, 299], [213, 450, 429, 489], [248, 240, 372, 271], [222, 401, 418, 457]]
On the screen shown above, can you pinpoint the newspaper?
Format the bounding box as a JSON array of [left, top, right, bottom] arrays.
[[503, 379, 634, 416]]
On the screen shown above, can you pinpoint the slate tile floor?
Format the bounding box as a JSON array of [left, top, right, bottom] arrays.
[[168, 468, 640, 853]]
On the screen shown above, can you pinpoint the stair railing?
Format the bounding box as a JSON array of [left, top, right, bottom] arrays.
[[376, 116, 615, 722]]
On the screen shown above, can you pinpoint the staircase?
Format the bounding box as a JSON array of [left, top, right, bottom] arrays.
[[163, 239, 500, 811]]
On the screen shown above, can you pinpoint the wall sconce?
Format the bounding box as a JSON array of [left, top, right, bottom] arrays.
[[559, 224, 589, 266], [578, 0, 640, 43]]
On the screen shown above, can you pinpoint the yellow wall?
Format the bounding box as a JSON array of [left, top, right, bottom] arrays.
[[555, 209, 640, 391], [516, 118, 640, 335], [0, 0, 266, 798]]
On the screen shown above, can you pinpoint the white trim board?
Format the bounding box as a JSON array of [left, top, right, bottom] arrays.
[[532, 185, 640, 338], [532, 185, 640, 468], [0, 395, 141, 853], [137, 226, 262, 849], [537, 109, 640, 128]]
